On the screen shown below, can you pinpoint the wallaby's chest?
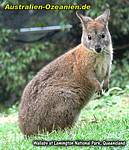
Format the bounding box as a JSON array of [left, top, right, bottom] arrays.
[[94, 55, 110, 82]]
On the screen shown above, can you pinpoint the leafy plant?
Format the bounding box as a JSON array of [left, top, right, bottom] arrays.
[[111, 53, 129, 89]]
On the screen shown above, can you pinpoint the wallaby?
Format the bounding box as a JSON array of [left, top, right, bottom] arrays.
[[19, 9, 113, 136]]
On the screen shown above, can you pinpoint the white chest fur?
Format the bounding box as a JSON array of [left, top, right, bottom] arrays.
[[94, 52, 112, 82]]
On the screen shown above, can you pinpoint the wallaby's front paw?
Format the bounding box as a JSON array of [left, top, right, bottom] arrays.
[[97, 89, 103, 96], [103, 87, 109, 92], [94, 80, 102, 95], [103, 79, 109, 92], [96, 85, 102, 95]]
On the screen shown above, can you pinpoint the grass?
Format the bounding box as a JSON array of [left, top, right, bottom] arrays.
[[0, 87, 129, 150]]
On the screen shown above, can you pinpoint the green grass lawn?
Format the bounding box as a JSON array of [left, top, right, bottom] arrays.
[[0, 87, 129, 150]]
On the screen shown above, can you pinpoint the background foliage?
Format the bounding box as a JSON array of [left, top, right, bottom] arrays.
[[0, 0, 129, 107]]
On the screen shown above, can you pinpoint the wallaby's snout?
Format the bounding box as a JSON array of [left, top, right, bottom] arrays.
[[95, 45, 102, 53]]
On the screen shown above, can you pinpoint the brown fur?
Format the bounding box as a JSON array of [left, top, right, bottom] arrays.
[[87, 21, 104, 31], [19, 10, 113, 136], [19, 44, 95, 135]]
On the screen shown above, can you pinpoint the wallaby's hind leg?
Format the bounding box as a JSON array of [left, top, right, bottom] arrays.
[[38, 87, 81, 132], [19, 86, 81, 136]]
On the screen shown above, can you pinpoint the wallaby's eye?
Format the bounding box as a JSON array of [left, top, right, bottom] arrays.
[[101, 34, 105, 38], [88, 35, 91, 40]]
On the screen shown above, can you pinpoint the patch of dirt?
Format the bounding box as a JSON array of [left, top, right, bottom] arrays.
[[121, 95, 129, 107], [0, 115, 18, 124]]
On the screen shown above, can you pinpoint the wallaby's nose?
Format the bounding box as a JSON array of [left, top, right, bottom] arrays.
[[95, 45, 101, 53]]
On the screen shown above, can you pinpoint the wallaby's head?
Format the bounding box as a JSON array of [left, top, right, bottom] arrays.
[[76, 9, 112, 53]]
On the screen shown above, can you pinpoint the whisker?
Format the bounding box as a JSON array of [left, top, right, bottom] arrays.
[[103, 50, 111, 55]]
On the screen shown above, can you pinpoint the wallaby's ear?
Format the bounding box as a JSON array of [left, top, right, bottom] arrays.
[[76, 11, 92, 25], [95, 9, 110, 24]]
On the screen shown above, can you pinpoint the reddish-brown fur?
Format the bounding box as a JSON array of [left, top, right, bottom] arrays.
[[19, 44, 96, 136]]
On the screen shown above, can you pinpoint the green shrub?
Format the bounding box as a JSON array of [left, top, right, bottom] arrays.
[[0, 34, 58, 106], [111, 53, 129, 88]]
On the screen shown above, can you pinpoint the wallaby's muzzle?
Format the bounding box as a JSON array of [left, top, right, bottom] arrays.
[[95, 45, 102, 53]]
